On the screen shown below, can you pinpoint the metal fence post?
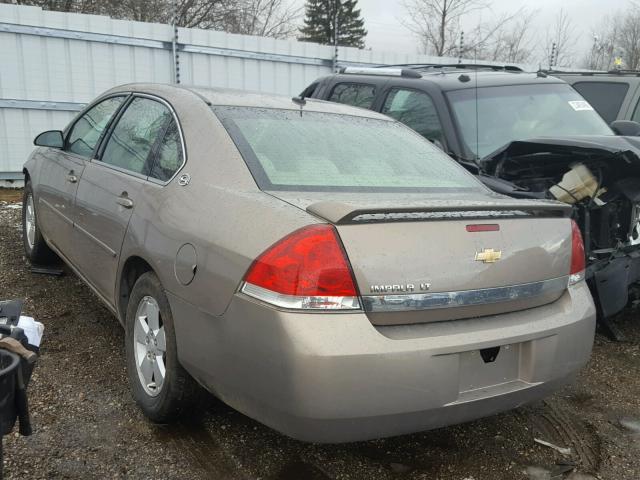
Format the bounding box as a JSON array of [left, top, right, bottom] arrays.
[[171, 0, 180, 84]]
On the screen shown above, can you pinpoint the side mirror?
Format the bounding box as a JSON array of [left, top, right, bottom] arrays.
[[34, 130, 64, 148], [610, 120, 640, 136]]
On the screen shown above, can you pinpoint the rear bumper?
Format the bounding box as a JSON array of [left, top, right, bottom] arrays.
[[169, 281, 596, 443]]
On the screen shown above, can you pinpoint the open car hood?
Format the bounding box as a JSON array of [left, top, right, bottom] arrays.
[[479, 135, 640, 174]]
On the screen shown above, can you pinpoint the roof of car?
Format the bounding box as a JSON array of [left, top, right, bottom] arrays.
[[326, 70, 567, 91], [106, 83, 391, 120]]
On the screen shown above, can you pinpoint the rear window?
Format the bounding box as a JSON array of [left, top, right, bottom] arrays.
[[572, 81, 629, 124], [215, 107, 483, 192]]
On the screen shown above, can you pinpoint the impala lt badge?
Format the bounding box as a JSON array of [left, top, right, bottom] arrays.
[[370, 283, 431, 294], [475, 248, 502, 263]]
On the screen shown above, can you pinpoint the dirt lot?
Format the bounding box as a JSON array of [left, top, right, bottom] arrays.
[[1, 189, 639, 480]]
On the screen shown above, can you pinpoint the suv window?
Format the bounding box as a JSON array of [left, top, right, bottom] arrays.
[[66, 96, 125, 157], [632, 98, 640, 124], [101, 97, 172, 175], [382, 88, 444, 146], [328, 83, 376, 109], [149, 119, 183, 182], [572, 81, 629, 124]]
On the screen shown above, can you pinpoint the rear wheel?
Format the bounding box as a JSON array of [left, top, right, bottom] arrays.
[[22, 180, 56, 264], [125, 271, 200, 422]]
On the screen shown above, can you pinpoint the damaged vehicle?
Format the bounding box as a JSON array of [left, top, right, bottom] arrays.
[[305, 65, 640, 325], [21, 84, 595, 442]]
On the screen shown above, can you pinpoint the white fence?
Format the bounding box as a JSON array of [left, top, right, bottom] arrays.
[[0, 3, 513, 181]]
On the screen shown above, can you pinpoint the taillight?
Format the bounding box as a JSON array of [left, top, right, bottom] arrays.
[[241, 224, 361, 310], [569, 220, 586, 285]]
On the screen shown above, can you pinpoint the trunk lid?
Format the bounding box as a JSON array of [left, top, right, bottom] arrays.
[[269, 191, 573, 325]]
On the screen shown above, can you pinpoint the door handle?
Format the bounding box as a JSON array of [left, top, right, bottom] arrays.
[[116, 195, 134, 209], [66, 173, 78, 183]]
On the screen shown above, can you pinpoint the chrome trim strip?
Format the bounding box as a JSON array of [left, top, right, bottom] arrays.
[[73, 223, 117, 258], [38, 197, 73, 225], [361, 276, 569, 313]]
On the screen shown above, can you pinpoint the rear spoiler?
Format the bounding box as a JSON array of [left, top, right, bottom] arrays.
[[306, 200, 572, 224]]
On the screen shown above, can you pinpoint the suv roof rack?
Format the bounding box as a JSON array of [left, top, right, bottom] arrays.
[[339, 67, 422, 78], [381, 63, 524, 72], [544, 69, 640, 77]]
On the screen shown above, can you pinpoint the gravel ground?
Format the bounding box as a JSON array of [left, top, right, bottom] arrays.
[[1, 188, 639, 480]]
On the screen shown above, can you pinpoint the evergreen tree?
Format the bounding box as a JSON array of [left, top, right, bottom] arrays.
[[299, 0, 367, 49]]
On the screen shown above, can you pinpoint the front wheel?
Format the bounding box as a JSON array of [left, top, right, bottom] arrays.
[[22, 180, 56, 264], [125, 271, 200, 422]]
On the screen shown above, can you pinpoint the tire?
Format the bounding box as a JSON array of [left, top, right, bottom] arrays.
[[125, 271, 200, 422], [22, 180, 57, 265]]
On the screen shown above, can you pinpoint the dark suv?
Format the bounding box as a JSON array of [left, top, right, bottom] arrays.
[[304, 65, 640, 332], [551, 70, 640, 125]]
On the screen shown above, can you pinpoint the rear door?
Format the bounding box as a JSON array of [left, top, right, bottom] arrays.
[[36, 96, 125, 253], [72, 95, 175, 302]]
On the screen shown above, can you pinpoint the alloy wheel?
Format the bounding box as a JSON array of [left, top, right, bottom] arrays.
[[133, 296, 167, 397]]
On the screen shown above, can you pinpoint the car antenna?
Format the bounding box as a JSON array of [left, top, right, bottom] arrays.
[[474, 48, 481, 170], [291, 94, 306, 117]]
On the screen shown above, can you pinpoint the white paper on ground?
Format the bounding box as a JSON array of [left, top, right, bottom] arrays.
[[17, 316, 44, 347]]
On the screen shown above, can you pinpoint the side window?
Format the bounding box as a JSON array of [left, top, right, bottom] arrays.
[[572, 81, 629, 124], [66, 96, 125, 157], [382, 88, 444, 146], [300, 82, 319, 99], [632, 96, 640, 124], [149, 119, 183, 182], [328, 83, 376, 109], [100, 97, 172, 175]]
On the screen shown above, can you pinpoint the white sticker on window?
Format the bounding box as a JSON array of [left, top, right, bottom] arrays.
[[568, 100, 594, 111]]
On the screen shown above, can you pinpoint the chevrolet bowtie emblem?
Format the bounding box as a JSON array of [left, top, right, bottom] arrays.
[[475, 248, 502, 263]]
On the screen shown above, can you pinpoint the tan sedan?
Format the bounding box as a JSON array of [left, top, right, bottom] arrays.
[[22, 84, 596, 442]]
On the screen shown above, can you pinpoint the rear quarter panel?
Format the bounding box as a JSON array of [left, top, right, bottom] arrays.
[[118, 90, 317, 321]]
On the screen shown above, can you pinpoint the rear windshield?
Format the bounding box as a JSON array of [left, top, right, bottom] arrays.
[[215, 107, 483, 192], [447, 83, 614, 159]]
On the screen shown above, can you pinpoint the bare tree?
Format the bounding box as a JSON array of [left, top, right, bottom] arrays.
[[221, 0, 302, 38], [401, 0, 489, 56], [580, 2, 640, 71], [616, 8, 640, 70], [465, 8, 536, 63], [543, 9, 578, 68], [7, 0, 301, 38], [582, 17, 619, 70], [484, 9, 537, 63], [400, 0, 530, 63]]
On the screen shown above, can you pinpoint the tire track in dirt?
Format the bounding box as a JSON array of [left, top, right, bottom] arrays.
[[530, 401, 602, 474]]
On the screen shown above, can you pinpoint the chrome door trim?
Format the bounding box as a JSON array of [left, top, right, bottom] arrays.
[[73, 222, 117, 257], [38, 197, 73, 225], [361, 276, 570, 313]]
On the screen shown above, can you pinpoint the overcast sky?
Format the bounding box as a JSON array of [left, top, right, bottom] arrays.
[[297, 0, 634, 65]]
